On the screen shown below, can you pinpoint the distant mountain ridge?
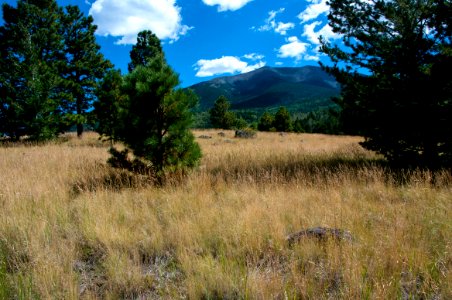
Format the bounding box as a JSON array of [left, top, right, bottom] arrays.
[[189, 66, 340, 112]]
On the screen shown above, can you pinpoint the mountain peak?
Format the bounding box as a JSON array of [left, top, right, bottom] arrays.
[[190, 66, 340, 112]]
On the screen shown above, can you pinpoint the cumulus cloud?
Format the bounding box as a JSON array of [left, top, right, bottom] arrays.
[[202, 0, 253, 12], [302, 21, 340, 44], [298, 0, 329, 23], [194, 56, 265, 77], [277, 36, 309, 61], [89, 0, 192, 44], [257, 8, 295, 35]]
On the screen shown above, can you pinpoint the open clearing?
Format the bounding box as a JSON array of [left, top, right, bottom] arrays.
[[0, 130, 451, 299]]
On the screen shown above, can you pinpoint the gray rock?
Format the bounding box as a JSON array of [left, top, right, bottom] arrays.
[[286, 227, 353, 245], [234, 129, 256, 139], [198, 135, 212, 139]]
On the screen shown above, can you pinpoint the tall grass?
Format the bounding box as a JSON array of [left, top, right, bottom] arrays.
[[0, 131, 450, 299]]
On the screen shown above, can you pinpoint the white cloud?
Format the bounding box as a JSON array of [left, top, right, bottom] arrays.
[[277, 36, 309, 61], [298, 0, 329, 23], [243, 53, 265, 61], [257, 8, 295, 35], [89, 0, 192, 45], [302, 21, 340, 44], [304, 54, 320, 61], [194, 56, 265, 77], [202, 0, 253, 12], [275, 61, 284, 66]]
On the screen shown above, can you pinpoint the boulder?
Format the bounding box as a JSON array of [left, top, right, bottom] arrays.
[[234, 129, 256, 139], [286, 227, 353, 245]]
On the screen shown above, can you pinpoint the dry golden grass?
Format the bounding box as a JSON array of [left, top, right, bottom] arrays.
[[0, 130, 451, 299]]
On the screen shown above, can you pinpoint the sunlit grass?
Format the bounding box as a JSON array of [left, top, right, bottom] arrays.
[[0, 130, 450, 298]]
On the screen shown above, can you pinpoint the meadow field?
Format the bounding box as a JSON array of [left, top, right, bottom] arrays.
[[0, 130, 451, 299]]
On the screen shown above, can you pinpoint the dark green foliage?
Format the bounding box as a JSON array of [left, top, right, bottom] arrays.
[[59, 5, 112, 137], [0, 0, 65, 140], [258, 111, 274, 131], [0, 1, 111, 140], [234, 117, 248, 129], [209, 95, 237, 129], [273, 106, 292, 132], [93, 69, 124, 143], [112, 50, 201, 178], [321, 0, 452, 167], [128, 30, 162, 72], [293, 108, 342, 134]]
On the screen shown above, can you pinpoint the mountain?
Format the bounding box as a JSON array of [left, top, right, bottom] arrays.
[[188, 66, 340, 112]]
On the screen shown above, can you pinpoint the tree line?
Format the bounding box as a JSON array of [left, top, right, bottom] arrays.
[[208, 95, 341, 134]]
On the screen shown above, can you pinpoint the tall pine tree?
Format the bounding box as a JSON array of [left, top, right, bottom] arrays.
[[0, 0, 65, 140], [321, 0, 452, 167], [59, 5, 112, 137]]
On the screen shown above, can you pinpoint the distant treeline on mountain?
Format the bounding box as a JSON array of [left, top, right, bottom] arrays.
[[188, 66, 340, 113]]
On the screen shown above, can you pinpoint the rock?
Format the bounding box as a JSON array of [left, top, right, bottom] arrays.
[[218, 132, 226, 137], [234, 129, 256, 139], [198, 135, 212, 139], [286, 227, 353, 245]]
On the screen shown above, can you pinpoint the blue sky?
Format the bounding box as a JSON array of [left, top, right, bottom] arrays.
[[1, 0, 341, 87]]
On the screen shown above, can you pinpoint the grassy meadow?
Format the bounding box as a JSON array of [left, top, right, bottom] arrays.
[[0, 130, 451, 299]]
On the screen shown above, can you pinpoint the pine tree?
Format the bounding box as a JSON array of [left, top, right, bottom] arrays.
[[59, 5, 112, 137], [107, 32, 201, 181], [321, 0, 452, 167], [273, 107, 292, 132], [93, 69, 124, 144], [128, 30, 162, 72], [258, 111, 275, 131], [0, 0, 65, 140], [209, 95, 236, 129]]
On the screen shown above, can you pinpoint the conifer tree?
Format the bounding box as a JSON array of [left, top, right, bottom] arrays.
[[107, 31, 201, 180], [273, 106, 292, 132], [321, 0, 452, 167], [209, 95, 236, 129], [93, 69, 124, 143], [258, 111, 275, 131], [128, 30, 162, 72], [59, 5, 112, 137], [0, 0, 65, 140]]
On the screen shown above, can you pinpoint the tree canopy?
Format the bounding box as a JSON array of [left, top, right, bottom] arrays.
[[321, 0, 452, 167]]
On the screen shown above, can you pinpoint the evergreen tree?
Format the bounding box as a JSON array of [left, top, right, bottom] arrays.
[[0, 0, 65, 140], [321, 0, 452, 167], [128, 30, 162, 72], [107, 35, 201, 180], [93, 69, 124, 143], [258, 111, 274, 131], [59, 5, 112, 137], [273, 106, 292, 132], [209, 95, 236, 129]]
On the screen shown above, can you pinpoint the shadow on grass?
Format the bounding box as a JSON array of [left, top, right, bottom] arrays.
[[69, 163, 155, 197], [208, 154, 452, 187]]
